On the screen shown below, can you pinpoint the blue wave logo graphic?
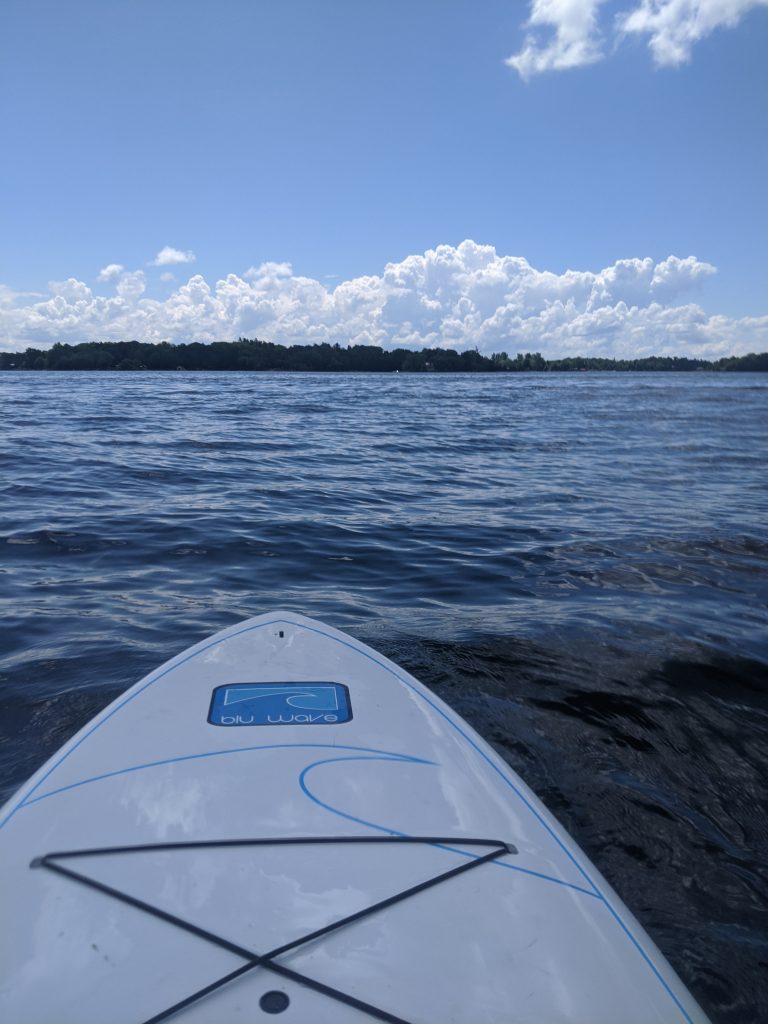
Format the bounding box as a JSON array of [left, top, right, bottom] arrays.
[[222, 685, 339, 711], [209, 682, 351, 726]]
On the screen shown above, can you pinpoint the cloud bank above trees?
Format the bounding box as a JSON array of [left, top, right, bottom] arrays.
[[507, 0, 768, 79], [1, 241, 766, 358]]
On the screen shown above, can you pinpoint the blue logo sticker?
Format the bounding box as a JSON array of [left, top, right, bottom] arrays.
[[208, 682, 352, 726]]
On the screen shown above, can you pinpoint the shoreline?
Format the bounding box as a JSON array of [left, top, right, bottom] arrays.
[[1, 339, 766, 373]]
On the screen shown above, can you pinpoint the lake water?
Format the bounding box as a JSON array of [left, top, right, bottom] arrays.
[[1, 370, 767, 1020]]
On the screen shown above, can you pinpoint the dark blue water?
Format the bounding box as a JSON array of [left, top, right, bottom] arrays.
[[1, 371, 767, 1020]]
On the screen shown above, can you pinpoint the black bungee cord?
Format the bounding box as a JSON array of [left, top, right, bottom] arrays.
[[32, 834, 517, 1024]]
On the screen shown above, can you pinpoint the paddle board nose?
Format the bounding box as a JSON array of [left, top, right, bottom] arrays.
[[0, 611, 711, 1023]]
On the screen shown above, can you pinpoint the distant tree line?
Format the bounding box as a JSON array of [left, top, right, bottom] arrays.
[[1, 338, 766, 372]]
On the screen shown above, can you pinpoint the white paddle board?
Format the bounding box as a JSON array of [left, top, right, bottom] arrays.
[[0, 611, 710, 1023]]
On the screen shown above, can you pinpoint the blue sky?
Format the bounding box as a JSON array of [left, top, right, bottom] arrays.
[[1, 0, 766, 356]]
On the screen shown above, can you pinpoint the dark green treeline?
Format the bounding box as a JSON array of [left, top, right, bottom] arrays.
[[1, 339, 766, 372]]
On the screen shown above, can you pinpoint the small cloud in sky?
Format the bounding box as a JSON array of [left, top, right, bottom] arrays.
[[116, 271, 146, 301], [619, 0, 768, 67], [1, 241, 764, 359], [48, 278, 92, 302], [97, 263, 124, 282], [150, 246, 196, 267], [160, 271, 176, 282], [0, 285, 44, 308], [0, 284, 19, 307], [506, 0, 608, 81], [507, 0, 768, 78], [244, 261, 293, 281]]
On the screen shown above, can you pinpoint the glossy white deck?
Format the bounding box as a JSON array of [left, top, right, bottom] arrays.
[[0, 611, 709, 1023]]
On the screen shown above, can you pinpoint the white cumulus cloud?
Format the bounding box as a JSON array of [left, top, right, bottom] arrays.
[[506, 0, 608, 80], [116, 271, 146, 301], [0, 241, 764, 359], [507, 0, 767, 76], [48, 278, 93, 302], [97, 263, 125, 282], [619, 0, 768, 66], [150, 246, 196, 267], [0, 285, 20, 308]]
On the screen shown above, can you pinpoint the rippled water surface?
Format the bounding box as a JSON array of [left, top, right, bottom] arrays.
[[1, 371, 767, 1020]]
